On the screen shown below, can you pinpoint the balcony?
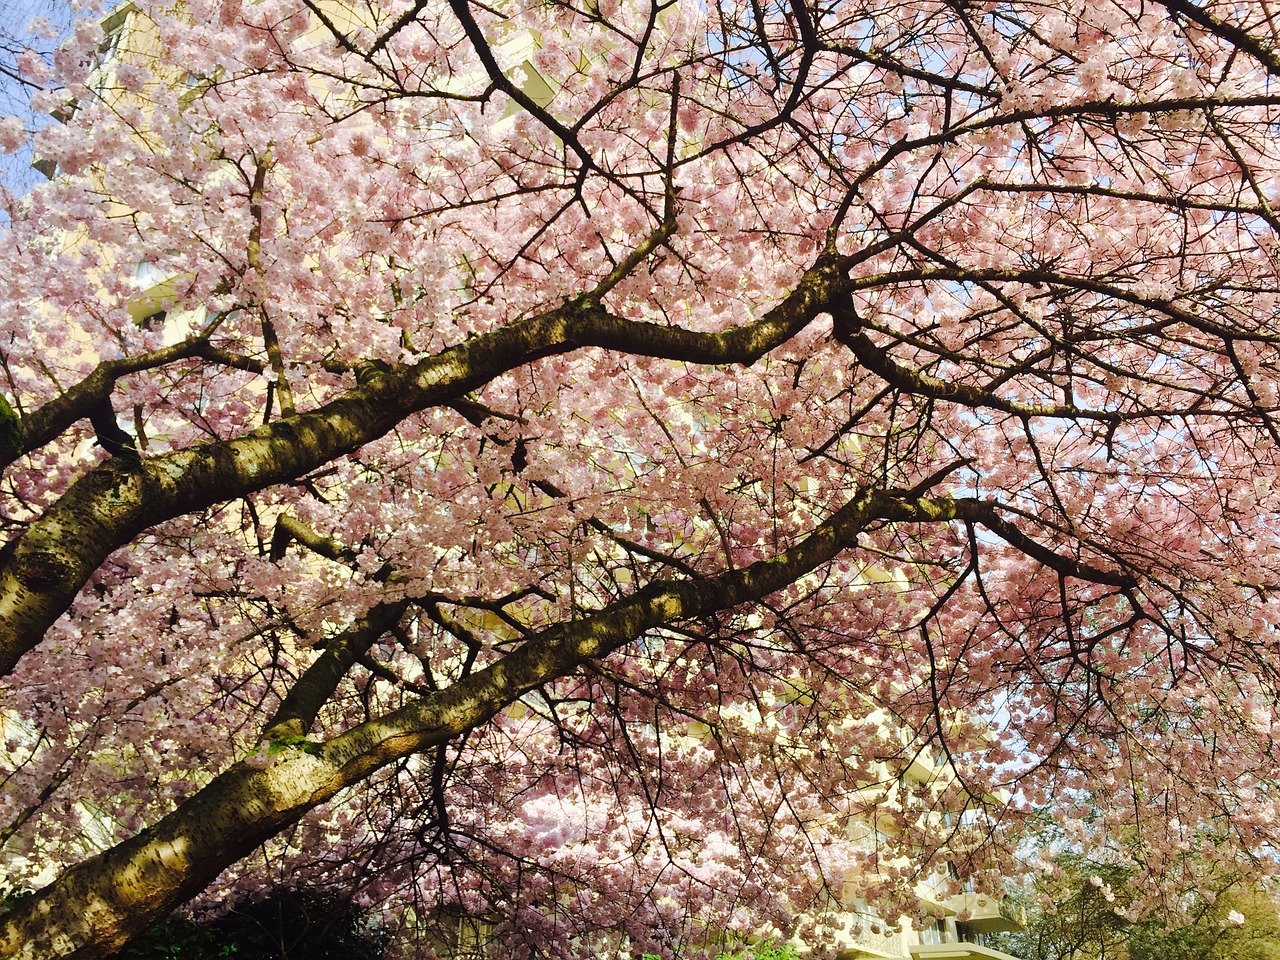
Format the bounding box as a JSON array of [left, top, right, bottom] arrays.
[[910, 945, 1022, 960], [943, 892, 1025, 934]]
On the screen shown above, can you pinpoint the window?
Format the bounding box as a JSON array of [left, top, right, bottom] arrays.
[[93, 4, 134, 72]]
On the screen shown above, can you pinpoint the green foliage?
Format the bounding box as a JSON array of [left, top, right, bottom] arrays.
[[114, 918, 232, 960], [988, 858, 1280, 960], [987, 860, 1134, 960], [114, 887, 390, 960], [265, 734, 325, 757], [0, 887, 32, 916], [1126, 887, 1280, 960], [0, 394, 21, 461], [717, 945, 800, 960], [639, 942, 799, 960]]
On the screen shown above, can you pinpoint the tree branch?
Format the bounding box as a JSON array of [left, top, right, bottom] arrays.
[[0, 249, 847, 682]]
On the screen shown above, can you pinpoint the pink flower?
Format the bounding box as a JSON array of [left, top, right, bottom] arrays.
[[16, 48, 52, 84], [0, 117, 25, 154]]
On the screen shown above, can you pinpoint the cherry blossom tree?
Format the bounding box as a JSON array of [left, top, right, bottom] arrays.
[[3, 0, 1280, 957]]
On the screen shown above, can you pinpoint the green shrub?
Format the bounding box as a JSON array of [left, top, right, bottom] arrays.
[[116, 887, 390, 960]]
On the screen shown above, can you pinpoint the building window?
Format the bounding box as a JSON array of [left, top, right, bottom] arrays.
[[94, 5, 134, 71]]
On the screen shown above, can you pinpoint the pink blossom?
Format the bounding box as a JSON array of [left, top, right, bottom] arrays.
[[4, 2, 1280, 956], [0, 117, 25, 153]]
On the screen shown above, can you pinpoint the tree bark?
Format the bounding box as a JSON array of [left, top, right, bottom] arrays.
[[0, 254, 845, 682], [0, 484, 951, 959]]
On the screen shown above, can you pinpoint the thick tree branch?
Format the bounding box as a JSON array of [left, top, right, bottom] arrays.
[[8, 338, 246, 466], [0, 250, 846, 682], [1153, 1, 1280, 76], [261, 600, 410, 741], [0, 485, 1128, 958], [831, 300, 1123, 422]]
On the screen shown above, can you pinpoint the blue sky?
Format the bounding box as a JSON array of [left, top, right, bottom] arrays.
[[1, 0, 73, 193]]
